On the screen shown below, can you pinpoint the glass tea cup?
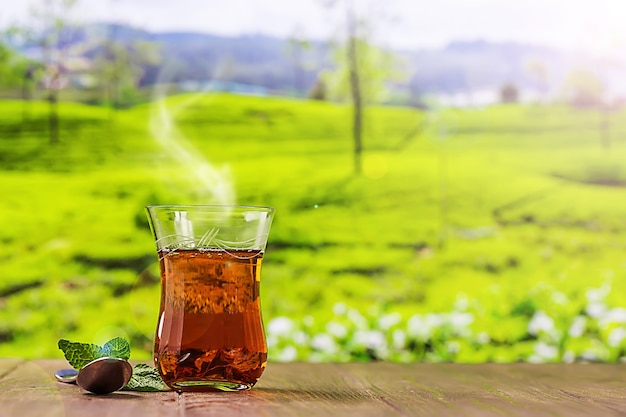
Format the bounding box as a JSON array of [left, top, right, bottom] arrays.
[[146, 205, 274, 391]]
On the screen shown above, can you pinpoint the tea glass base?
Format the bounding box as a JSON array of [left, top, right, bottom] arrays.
[[171, 380, 252, 392]]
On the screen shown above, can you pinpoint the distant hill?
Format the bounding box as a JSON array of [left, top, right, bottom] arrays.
[[14, 23, 626, 105], [79, 24, 329, 95]]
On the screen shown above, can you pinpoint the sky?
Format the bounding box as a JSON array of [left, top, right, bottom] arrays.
[[1, 0, 626, 55]]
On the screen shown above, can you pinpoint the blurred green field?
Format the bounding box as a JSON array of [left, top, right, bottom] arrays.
[[1, 95, 625, 363]]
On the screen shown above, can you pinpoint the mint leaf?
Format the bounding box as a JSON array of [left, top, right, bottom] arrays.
[[57, 337, 168, 392], [57, 339, 104, 370], [101, 337, 131, 360], [58, 337, 131, 369], [123, 364, 170, 392]]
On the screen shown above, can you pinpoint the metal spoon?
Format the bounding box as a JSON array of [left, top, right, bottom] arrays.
[[56, 357, 133, 394], [77, 357, 133, 394], [55, 368, 78, 383]]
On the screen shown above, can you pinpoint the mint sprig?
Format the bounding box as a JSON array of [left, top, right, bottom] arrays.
[[57, 337, 169, 392], [101, 337, 131, 360], [57, 338, 106, 369], [122, 363, 169, 392]]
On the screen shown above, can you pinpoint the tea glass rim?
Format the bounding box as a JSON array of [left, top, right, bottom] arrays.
[[146, 204, 274, 212]]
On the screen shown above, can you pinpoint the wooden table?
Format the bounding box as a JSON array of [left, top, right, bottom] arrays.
[[1, 360, 624, 416]]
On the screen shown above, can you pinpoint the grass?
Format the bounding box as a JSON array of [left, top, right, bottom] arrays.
[[0, 95, 625, 362]]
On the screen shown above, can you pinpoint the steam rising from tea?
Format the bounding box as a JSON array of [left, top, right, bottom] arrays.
[[149, 79, 235, 206]]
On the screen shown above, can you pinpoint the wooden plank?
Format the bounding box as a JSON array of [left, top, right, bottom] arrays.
[[0, 360, 179, 417], [0, 359, 22, 378], [0, 361, 624, 417], [183, 363, 404, 417], [342, 363, 626, 417]]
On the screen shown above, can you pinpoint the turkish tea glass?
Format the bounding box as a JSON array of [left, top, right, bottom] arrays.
[[146, 205, 274, 391]]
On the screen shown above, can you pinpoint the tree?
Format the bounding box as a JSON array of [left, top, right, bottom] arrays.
[[345, 4, 364, 175], [525, 59, 549, 103], [500, 83, 519, 103], [563, 69, 604, 109], [92, 27, 161, 109], [0, 29, 45, 120], [0, 34, 22, 91], [308, 70, 328, 100], [286, 30, 312, 97], [25, 0, 82, 144], [0, 37, 15, 85], [563, 69, 611, 149], [321, 0, 402, 175]]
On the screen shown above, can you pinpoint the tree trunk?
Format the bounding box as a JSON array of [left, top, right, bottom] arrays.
[[292, 46, 302, 97], [601, 106, 611, 151], [346, 6, 362, 175], [21, 67, 35, 122], [48, 89, 59, 145]]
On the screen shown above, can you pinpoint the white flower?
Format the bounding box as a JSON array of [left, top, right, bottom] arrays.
[[454, 295, 470, 311], [407, 314, 430, 340], [379, 313, 402, 330], [353, 330, 386, 350], [425, 313, 446, 328], [562, 351, 575, 363], [580, 350, 600, 362], [326, 322, 348, 338], [476, 332, 490, 345], [551, 291, 568, 305], [392, 329, 406, 349], [293, 331, 308, 345], [267, 317, 293, 336], [587, 303, 608, 319], [449, 312, 474, 330], [347, 309, 368, 329], [528, 311, 554, 335], [586, 284, 611, 303], [608, 327, 626, 348], [530, 342, 558, 363], [568, 316, 587, 338], [600, 308, 626, 327], [333, 302, 347, 316], [311, 334, 337, 352], [266, 335, 278, 348], [447, 341, 460, 354], [276, 346, 298, 362], [610, 308, 626, 322]]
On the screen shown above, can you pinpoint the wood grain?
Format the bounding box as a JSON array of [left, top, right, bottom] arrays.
[[342, 362, 626, 417], [0, 360, 178, 417], [0, 360, 624, 417]]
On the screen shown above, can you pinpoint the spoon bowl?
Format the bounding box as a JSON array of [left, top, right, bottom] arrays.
[[76, 357, 133, 395], [55, 368, 78, 383]]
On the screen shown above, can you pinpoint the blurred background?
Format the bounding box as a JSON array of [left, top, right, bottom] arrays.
[[1, 0, 625, 363]]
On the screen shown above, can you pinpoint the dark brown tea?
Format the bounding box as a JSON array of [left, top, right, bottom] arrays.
[[154, 248, 267, 391]]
